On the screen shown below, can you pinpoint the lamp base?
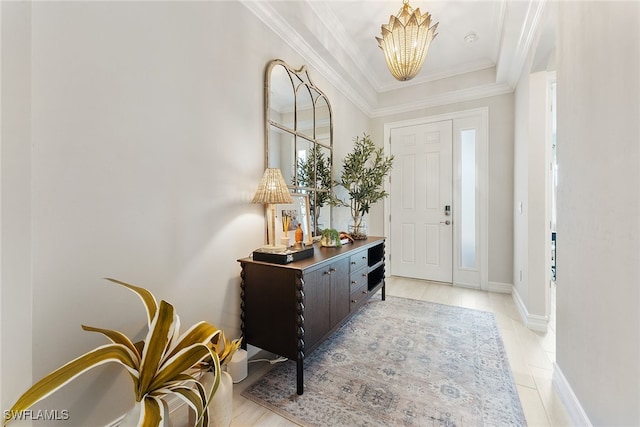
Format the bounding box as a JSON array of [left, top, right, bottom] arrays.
[[258, 244, 288, 253]]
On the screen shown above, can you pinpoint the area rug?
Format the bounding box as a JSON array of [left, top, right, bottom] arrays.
[[242, 296, 526, 426]]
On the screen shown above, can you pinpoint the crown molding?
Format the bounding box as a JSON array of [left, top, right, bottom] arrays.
[[305, 0, 384, 92], [243, 0, 543, 119], [496, 0, 547, 88], [377, 60, 498, 94], [240, 0, 375, 116], [370, 82, 513, 118]]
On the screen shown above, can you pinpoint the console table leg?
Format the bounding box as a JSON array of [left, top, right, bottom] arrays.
[[296, 357, 304, 395]]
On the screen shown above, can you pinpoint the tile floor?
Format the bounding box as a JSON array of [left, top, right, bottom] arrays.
[[194, 276, 573, 426]]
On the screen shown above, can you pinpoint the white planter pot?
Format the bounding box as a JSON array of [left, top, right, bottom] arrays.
[[320, 237, 339, 247], [121, 399, 171, 427], [209, 371, 233, 427], [189, 371, 233, 427]]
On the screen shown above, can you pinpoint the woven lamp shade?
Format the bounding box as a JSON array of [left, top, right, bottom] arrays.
[[252, 168, 293, 204]]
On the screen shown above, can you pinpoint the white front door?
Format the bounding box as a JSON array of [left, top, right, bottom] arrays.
[[390, 120, 453, 282]]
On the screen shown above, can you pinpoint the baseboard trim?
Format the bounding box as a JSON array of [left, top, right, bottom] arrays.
[[511, 287, 549, 332], [553, 363, 593, 427], [487, 281, 513, 293]]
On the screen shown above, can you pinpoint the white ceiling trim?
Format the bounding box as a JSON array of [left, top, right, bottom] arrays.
[[243, 0, 544, 119], [370, 81, 513, 118], [305, 1, 384, 92], [377, 60, 497, 93], [496, 0, 547, 88], [241, 0, 375, 115], [492, 1, 509, 67]]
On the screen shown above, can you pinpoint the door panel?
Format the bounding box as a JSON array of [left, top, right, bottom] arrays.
[[390, 120, 453, 282], [426, 224, 440, 265], [401, 223, 415, 263]]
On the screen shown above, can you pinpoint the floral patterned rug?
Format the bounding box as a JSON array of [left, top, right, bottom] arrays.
[[242, 296, 526, 426]]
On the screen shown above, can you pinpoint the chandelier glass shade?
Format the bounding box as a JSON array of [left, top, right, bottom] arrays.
[[376, 0, 439, 81]]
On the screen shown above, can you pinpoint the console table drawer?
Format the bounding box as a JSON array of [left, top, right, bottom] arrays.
[[349, 251, 368, 273], [350, 283, 369, 311], [350, 269, 368, 293]]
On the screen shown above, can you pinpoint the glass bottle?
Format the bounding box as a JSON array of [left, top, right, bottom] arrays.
[[295, 223, 303, 243]]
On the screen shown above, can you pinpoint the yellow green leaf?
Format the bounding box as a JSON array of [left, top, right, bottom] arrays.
[[105, 278, 158, 327], [140, 396, 163, 427], [218, 338, 243, 365], [5, 279, 234, 427], [165, 321, 220, 361], [171, 386, 207, 427], [134, 340, 145, 356], [138, 300, 175, 399], [149, 345, 215, 392], [190, 376, 215, 427], [81, 324, 141, 362], [4, 344, 138, 426], [158, 373, 195, 388]]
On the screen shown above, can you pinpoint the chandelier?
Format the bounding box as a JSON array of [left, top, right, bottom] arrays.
[[376, 0, 439, 81]]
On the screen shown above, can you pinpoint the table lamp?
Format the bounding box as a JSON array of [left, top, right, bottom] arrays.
[[252, 168, 292, 252]]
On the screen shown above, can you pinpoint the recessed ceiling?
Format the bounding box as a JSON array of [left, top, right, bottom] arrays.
[[243, 0, 549, 116], [319, 0, 503, 90]]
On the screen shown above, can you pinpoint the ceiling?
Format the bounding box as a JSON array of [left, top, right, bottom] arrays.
[[242, 0, 550, 117]]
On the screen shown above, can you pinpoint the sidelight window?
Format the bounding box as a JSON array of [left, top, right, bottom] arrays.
[[460, 129, 476, 270]]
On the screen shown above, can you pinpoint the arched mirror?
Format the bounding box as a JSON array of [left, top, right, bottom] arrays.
[[265, 59, 333, 237]]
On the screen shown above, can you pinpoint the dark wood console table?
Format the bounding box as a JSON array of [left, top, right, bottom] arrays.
[[238, 237, 386, 395]]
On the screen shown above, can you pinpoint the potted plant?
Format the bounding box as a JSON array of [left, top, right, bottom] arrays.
[[297, 144, 332, 235], [320, 228, 341, 247], [334, 134, 394, 239], [190, 332, 241, 427], [3, 278, 238, 427]]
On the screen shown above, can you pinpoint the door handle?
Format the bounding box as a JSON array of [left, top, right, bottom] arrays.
[[440, 220, 451, 225]]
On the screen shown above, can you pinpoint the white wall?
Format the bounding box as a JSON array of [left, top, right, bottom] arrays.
[[513, 69, 550, 324], [512, 3, 555, 329], [556, 1, 640, 425], [1, 2, 369, 425], [1, 0, 34, 415], [326, 91, 371, 233], [370, 93, 515, 286]]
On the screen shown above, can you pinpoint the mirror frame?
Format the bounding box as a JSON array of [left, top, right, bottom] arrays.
[[264, 59, 333, 237]]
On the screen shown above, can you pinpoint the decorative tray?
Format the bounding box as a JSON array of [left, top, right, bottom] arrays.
[[252, 245, 314, 265]]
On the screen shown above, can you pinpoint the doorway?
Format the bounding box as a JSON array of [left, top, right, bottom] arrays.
[[389, 120, 453, 282], [385, 108, 488, 289]]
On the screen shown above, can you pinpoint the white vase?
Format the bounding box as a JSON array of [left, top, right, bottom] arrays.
[[209, 371, 233, 427], [189, 371, 233, 427], [121, 399, 171, 427]]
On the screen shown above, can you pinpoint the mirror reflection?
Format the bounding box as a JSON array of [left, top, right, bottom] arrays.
[[296, 86, 314, 139], [315, 96, 331, 142], [268, 65, 294, 130], [268, 127, 295, 185], [265, 59, 333, 238]]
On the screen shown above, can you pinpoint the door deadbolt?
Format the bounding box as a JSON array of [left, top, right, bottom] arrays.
[[444, 205, 451, 216]]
